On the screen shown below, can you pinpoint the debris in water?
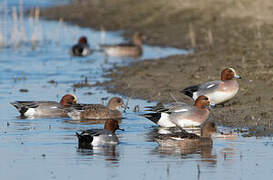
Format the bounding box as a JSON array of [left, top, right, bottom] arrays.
[[83, 92, 93, 96], [19, 89, 28, 93], [133, 105, 140, 112], [47, 80, 57, 84], [73, 77, 91, 88]]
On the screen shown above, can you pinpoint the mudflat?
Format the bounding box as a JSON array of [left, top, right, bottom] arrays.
[[41, 0, 273, 130]]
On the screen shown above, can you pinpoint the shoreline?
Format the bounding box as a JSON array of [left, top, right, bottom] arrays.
[[40, 0, 273, 130]]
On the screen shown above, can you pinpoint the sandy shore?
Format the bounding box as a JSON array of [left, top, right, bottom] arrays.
[[41, 0, 273, 130]]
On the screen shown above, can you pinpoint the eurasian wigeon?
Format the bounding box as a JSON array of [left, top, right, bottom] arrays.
[[100, 32, 144, 58], [64, 97, 124, 120], [142, 95, 213, 128], [155, 122, 217, 148], [76, 119, 124, 148], [181, 68, 241, 105], [10, 94, 77, 118], [70, 36, 92, 57]]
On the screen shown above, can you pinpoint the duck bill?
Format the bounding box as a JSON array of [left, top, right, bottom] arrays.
[[234, 74, 242, 79], [118, 128, 125, 131], [206, 102, 215, 110]]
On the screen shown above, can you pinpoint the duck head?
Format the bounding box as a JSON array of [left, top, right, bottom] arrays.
[[60, 94, 77, 107], [194, 95, 213, 109], [221, 67, 241, 80], [107, 97, 125, 110], [104, 119, 124, 133]]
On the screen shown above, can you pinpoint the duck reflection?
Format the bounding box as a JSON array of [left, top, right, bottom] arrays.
[[148, 122, 217, 164], [77, 145, 120, 165]]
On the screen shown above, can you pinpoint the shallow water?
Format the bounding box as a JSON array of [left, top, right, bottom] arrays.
[[1, 1, 273, 180]]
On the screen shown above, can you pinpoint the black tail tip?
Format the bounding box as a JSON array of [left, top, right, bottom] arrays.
[[180, 85, 199, 98], [181, 89, 193, 98], [141, 113, 161, 124]]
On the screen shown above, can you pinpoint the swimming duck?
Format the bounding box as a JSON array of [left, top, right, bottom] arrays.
[[181, 68, 241, 105], [76, 119, 124, 148], [155, 122, 217, 148], [71, 36, 92, 57], [65, 97, 124, 120], [142, 95, 213, 128], [10, 94, 77, 118], [100, 32, 144, 58]]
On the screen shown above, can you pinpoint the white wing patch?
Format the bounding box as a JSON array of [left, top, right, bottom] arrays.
[[192, 92, 198, 100], [158, 113, 176, 127], [24, 108, 36, 116], [175, 119, 201, 128], [82, 48, 90, 56], [170, 137, 184, 141], [174, 109, 188, 113], [207, 84, 215, 89]]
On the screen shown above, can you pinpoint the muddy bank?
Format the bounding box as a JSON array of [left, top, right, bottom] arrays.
[[41, 0, 273, 129]]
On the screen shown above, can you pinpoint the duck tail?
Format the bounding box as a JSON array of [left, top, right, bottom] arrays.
[[144, 102, 164, 112], [180, 85, 199, 98], [141, 113, 161, 124], [10, 101, 28, 115], [76, 132, 93, 149]]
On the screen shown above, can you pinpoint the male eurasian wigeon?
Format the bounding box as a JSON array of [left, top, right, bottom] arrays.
[[76, 119, 124, 148], [181, 68, 241, 105], [142, 95, 213, 128], [70, 36, 92, 57], [10, 94, 77, 118], [155, 122, 217, 148], [64, 97, 124, 120], [100, 32, 144, 58]]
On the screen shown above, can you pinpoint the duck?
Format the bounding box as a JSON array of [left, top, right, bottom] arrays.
[[10, 94, 77, 118], [155, 121, 217, 149], [100, 32, 144, 58], [142, 95, 213, 128], [70, 36, 92, 57], [76, 119, 124, 148], [181, 67, 241, 105], [64, 97, 124, 120]]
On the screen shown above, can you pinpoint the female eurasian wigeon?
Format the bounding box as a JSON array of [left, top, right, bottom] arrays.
[[142, 95, 213, 128], [10, 94, 77, 118], [155, 122, 217, 148], [181, 68, 241, 105], [65, 97, 124, 120], [76, 119, 124, 148], [100, 32, 144, 58], [70, 36, 92, 57]]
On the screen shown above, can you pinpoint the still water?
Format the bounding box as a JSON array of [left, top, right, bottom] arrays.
[[0, 0, 273, 179]]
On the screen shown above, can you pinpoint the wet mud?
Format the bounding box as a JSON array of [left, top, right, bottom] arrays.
[[41, 0, 273, 130]]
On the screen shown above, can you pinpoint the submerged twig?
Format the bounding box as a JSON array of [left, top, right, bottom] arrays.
[[123, 97, 130, 112]]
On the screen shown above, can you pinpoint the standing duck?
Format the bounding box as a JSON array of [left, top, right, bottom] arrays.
[[181, 68, 241, 105]]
